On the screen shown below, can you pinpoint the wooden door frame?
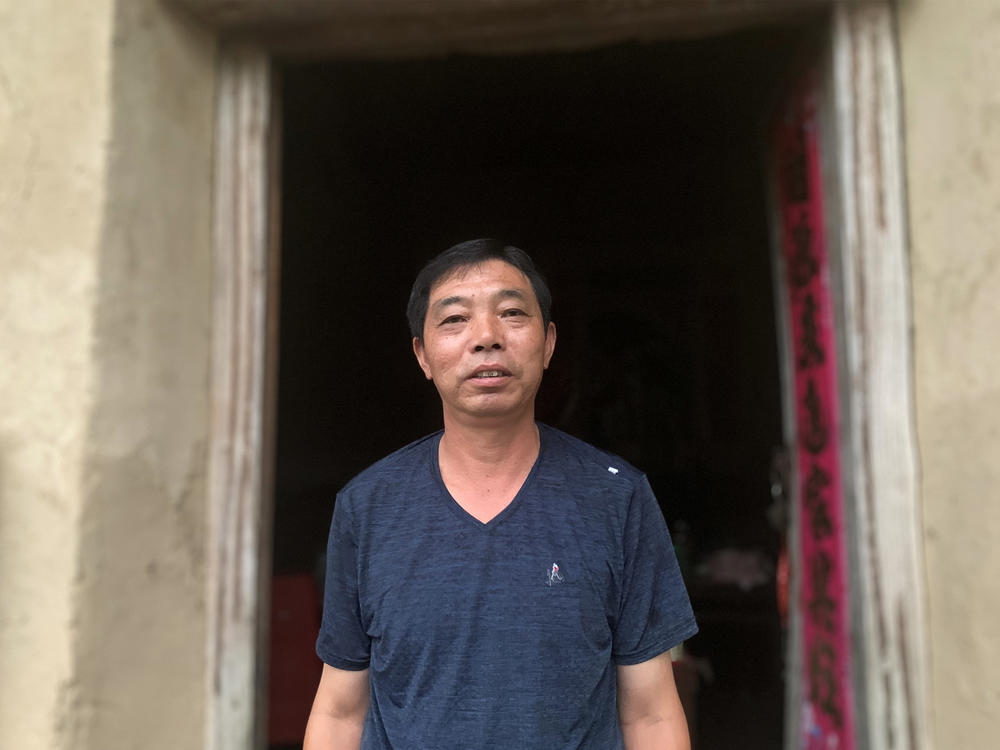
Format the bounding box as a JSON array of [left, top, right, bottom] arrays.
[[194, 2, 928, 748], [824, 6, 929, 749], [206, 46, 280, 750]]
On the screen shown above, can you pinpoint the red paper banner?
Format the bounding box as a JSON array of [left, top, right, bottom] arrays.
[[775, 77, 857, 750]]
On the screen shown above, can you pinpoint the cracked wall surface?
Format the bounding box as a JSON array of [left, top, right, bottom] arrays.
[[898, 0, 1000, 747]]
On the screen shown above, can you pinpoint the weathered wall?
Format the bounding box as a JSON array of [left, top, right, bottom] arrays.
[[0, 0, 112, 746], [73, 1, 217, 749], [0, 0, 216, 748], [897, 0, 1000, 747], [5, 1, 999, 748]]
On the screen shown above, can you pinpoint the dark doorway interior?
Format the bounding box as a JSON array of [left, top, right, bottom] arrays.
[[273, 25, 807, 750]]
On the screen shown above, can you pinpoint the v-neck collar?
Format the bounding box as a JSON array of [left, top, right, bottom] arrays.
[[430, 425, 546, 530]]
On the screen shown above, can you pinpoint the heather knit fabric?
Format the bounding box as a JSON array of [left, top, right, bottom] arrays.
[[317, 423, 697, 750]]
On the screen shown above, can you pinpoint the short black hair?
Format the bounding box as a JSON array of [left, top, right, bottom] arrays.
[[407, 239, 552, 341]]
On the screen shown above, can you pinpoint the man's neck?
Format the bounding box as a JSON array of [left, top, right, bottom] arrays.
[[438, 412, 540, 476], [436, 414, 540, 523]]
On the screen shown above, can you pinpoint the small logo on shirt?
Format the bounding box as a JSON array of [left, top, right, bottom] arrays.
[[608, 466, 619, 475], [546, 563, 564, 586]]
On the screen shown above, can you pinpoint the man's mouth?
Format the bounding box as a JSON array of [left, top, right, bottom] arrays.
[[470, 368, 511, 379]]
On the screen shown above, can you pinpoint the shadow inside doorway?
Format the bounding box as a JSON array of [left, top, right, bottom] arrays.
[[272, 23, 813, 750]]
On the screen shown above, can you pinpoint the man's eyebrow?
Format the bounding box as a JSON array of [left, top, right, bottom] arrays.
[[494, 289, 527, 302], [430, 295, 469, 314], [431, 289, 528, 314]]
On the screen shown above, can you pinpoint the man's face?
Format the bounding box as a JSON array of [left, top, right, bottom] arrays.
[[413, 259, 556, 425]]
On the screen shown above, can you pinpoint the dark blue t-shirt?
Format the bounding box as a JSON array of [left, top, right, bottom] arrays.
[[317, 424, 697, 749]]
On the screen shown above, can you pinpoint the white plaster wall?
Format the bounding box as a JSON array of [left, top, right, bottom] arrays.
[[897, 0, 1000, 747], [0, 1, 112, 747], [0, 1, 216, 748], [73, 2, 217, 749]]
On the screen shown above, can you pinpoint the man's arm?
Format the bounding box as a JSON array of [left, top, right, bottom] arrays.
[[303, 664, 370, 750], [617, 652, 691, 750]]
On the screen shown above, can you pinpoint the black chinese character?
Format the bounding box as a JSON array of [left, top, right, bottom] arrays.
[[808, 640, 843, 728], [804, 464, 834, 540], [801, 379, 828, 455], [789, 211, 818, 289], [798, 293, 826, 370], [808, 551, 837, 632]]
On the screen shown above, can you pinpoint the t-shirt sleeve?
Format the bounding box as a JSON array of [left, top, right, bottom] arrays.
[[315, 493, 371, 670], [612, 475, 698, 665]]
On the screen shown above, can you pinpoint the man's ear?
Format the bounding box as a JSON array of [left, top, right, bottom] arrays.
[[543, 322, 557, 369], [413, 337, 433, 380]]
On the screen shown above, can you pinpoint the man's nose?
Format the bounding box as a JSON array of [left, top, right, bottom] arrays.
[[471, 315, 503, 352]]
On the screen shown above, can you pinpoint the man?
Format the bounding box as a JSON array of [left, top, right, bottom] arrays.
[[304, 239, 697, 749]]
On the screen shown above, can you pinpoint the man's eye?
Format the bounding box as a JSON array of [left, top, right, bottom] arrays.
[[501, 309, 526, 317], [440, 315, 465, 325]]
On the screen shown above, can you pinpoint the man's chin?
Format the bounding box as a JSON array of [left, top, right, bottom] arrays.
[[452, 397, 533, 422]]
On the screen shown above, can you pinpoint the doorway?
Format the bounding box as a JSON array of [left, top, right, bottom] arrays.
[[271, 23, 813, 750]]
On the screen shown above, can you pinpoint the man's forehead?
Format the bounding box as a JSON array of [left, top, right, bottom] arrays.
[[429, 260, 534, 299]]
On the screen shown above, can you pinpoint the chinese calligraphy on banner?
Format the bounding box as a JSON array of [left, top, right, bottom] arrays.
[[775, 76, 857, 750]]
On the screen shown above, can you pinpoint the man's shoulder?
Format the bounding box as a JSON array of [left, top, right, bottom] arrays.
[[538, 423, 646, 493], [339, 431, 441, 497]]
